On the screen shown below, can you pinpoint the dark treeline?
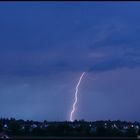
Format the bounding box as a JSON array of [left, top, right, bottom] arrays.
[[0, 118, 140, 138]]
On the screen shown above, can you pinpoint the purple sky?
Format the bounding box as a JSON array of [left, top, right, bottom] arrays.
[[0, 2, 140, 121]]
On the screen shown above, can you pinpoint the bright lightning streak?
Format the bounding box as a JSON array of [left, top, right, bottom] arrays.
[[70, 72, 86, 122]]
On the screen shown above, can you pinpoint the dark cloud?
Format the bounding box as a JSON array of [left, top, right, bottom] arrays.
[[0, 2, 140, 121]]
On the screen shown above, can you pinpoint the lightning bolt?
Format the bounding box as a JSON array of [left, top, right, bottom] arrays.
[[70, 72, 86, 122]]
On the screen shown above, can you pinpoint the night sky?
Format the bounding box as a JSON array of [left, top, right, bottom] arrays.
[[0, 2, 140, 122]]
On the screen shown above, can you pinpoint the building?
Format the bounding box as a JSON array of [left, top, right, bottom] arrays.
[[0, 132, 9, 139]]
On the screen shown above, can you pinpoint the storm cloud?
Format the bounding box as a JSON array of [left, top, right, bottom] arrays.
[[0, 2, 140, 121]]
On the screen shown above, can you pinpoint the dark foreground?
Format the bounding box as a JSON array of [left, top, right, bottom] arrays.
[[9, 136, 139, 139], [0, 118, 140, 139]]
